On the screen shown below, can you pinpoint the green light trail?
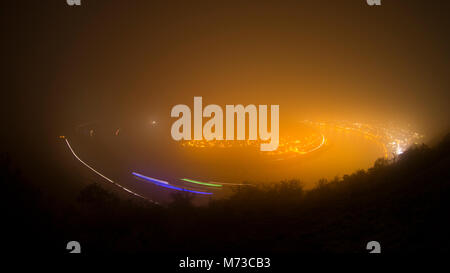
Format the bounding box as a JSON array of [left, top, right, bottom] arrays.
[[181, 178, 223, 187]]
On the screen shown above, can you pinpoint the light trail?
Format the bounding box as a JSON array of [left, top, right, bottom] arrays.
[[270, 133, 327, 161], [209, 181, 255, 186], [63, 137, 156, 203], [132, 172, 169, 184], [296, 133, 326, 154], [132, 172, 213, 195], [181, 178, 223, 188]]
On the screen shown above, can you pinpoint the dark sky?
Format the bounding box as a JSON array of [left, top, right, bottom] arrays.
[[2, 0, 450, 163]]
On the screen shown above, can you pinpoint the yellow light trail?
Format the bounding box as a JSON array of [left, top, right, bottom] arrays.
[[181, 178, 223, 187]]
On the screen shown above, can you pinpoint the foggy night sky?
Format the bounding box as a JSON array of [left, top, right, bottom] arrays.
[[2, 0, 450, 179]]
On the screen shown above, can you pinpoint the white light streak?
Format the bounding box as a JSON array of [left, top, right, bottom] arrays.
[[63, 138, 157, 204]]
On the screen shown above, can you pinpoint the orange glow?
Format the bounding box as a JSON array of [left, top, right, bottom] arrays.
[[178, 120, 422, 161]]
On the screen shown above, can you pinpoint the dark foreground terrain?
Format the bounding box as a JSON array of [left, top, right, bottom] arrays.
[[2, 134, 450, 254]]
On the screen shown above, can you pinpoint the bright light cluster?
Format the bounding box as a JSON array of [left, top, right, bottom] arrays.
[[180, 120, 423, 160], [180, 133, 327, 158], [304, 120, 423, 159]]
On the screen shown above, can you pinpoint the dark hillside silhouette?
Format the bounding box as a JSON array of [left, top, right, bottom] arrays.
[[1, 134, 450, 254]]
